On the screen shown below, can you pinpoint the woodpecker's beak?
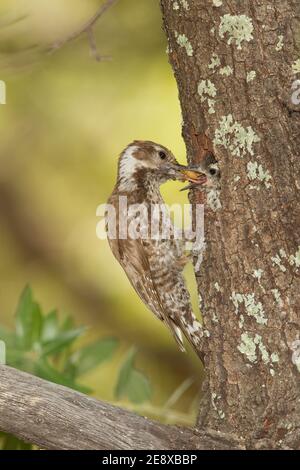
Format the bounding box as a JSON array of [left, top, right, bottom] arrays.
[[159, 163, 188, 179], [160, 163, 207, 188]]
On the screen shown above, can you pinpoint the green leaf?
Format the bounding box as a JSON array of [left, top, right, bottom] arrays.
[[41, 326, 86, 356], [1, 433, 32, 450], [63, 361, 77, 381], [115, 347, 136, 399], [126, 369, 152, 404], [18, 440, 33, 450], [5, 348, 34, 372], [41, 310, 58, 343], [115, 347, 151, 404], [15, 286, 42, 350], [71, 337, 119, 376], [61, 315, 74, 331], [0, 326, 17, 348], [5, 348, 24, 364], [35, 358, 92, 394]]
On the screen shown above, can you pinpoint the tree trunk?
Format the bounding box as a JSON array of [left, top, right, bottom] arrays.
[[161, 0, 300, 449]]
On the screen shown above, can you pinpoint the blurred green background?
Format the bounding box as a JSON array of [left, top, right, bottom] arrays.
[[0, 0, 202, 424]]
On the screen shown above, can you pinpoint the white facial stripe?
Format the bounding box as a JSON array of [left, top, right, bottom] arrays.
[[119, 145, 146, 180]]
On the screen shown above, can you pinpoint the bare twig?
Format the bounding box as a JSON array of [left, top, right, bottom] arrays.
[[163, 377, 195, 410], [87, 27, 111, 62], [50, 0, 118, 56], [0, 365, 242, 450]]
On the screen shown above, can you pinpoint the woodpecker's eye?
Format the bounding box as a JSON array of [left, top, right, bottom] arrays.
[[209, 168, 217, 176], [159, 151, 167, 160]]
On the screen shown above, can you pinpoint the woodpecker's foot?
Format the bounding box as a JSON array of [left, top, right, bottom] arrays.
[[175, 253, 192, 269]]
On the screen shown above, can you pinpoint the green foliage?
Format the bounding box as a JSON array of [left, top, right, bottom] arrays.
[[70, 337, 120, 376], [115, 347, 152, 404], [1, 286, 119, 392], [0, 286, 152, 450]]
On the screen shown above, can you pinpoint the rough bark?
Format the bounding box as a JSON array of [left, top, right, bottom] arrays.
[[160, 0, 300, 449], [0, 365, 242, 450]]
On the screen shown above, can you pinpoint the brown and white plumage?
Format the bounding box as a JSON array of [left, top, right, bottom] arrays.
[[106, 140, 203, 358]]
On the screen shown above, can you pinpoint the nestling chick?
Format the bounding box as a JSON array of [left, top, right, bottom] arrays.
[[180, 152, 221, 191], [106, 140, 203, 358]]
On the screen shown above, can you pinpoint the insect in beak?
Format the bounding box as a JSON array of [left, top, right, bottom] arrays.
[[180, 169, 207, 191]]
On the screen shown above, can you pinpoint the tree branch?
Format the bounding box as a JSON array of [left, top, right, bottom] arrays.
[[0, 366, 242, 450], [50, 0, 118, 56]]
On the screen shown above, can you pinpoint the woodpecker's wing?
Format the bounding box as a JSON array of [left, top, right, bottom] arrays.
[[107, 235, 186, 351]]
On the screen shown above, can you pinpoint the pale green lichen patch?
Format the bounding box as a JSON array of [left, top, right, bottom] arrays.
[[238, 333, 278, 366], [238, 333, 257, 362], [279, 249, 287, 258], [214, 114, 260, 157], [247, 161, 272, 188], [198, 80, 217, 98], [242, 294, 267, 325], [271, 252, 287, 272], [214, 282, 220, 291], [291, 340, 300, 373], [246, 70, 256, 83], [289, 246, 300, 269], [198, 79, 217, 114], [257, 337, 269, 364], [208, 53, 221, 70], [219, 14, 254, 50], [173, 0, 189, 11], [207, 99, 216, 114], [252, 269, 265, 293], [271, 289, 283, 307], [231, 292, 243, 312], [270, 352, 279, 363], [292, 59, 300, 74], [212, 0, 223, 6], [252, 269, 263, 281], [275, 35, 284, 51], [220, 65, 233, 76], [271, 246, 300, 273], [207, 189, 222, 211], [180, 0, 189, 10], [175, 32, 193, 56], [231, 291, 268, 325], [293, 358, 300, 373]]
